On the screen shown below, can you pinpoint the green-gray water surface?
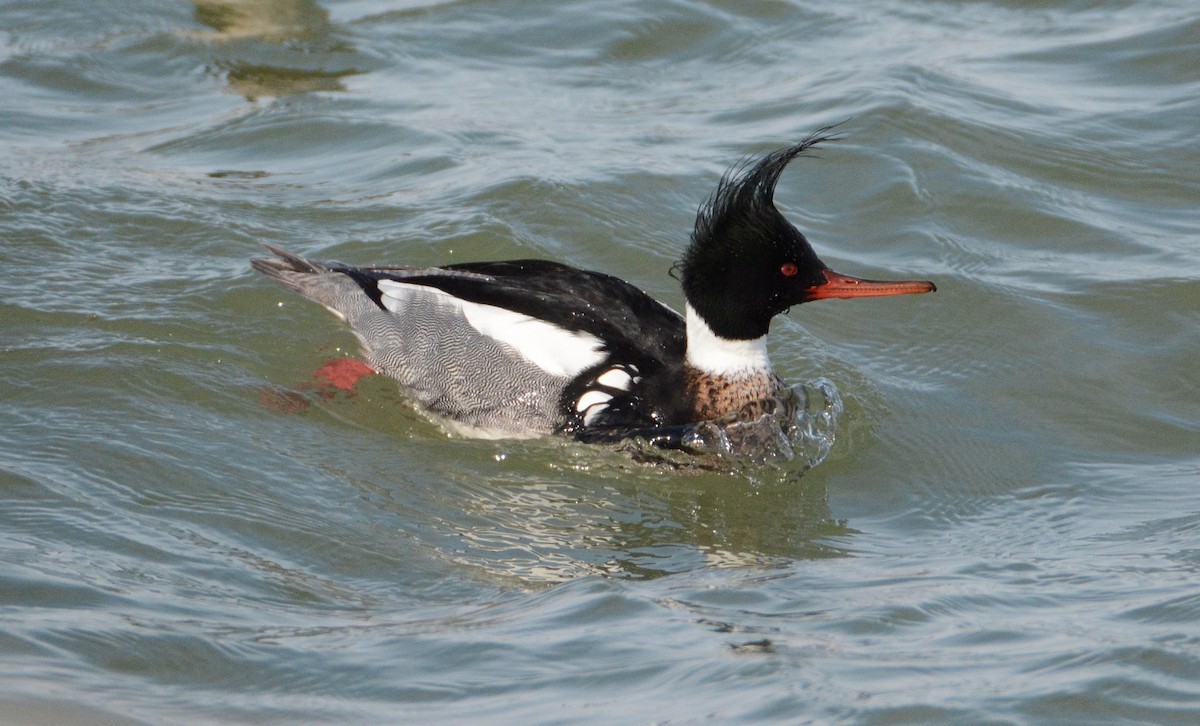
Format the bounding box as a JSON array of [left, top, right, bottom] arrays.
[[2, 0, 1198, 723]]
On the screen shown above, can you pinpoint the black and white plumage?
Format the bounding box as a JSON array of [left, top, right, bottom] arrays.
[[252, 133, 936, 441]]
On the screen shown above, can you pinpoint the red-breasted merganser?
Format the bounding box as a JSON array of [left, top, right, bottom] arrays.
[[252, 134, 935, 442]]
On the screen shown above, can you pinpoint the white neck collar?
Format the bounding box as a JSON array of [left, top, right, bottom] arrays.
[[684, 304, 771, 377]]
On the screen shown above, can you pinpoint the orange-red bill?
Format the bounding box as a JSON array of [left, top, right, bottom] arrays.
[[806, 268, 937, 301]]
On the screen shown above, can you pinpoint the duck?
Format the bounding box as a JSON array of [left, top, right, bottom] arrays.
[[252, 132, 935, 443]]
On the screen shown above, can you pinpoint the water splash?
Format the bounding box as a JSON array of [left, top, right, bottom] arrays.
[[615, 378, 844, 478]]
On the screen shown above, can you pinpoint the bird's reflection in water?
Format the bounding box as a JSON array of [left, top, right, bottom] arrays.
[[438, 461, 853, 585]]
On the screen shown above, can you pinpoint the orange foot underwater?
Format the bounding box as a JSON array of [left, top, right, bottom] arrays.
[[259, 357, 377, 413]]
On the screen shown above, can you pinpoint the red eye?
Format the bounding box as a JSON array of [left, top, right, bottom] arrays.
[[780, 262, 799, 277]]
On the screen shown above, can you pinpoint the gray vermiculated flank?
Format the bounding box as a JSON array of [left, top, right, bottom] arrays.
[[252, 249, 572, 435]]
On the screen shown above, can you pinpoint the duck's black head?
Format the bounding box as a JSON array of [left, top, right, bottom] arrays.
[[679, 132, 935, 341]]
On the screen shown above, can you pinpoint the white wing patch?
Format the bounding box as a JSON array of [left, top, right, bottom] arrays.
[[376, 280, 606, 378], [595, 367, 636, 390], [575, 390, 612, 412], [575, 390, 612, 426], [574, 365, 643, 426]]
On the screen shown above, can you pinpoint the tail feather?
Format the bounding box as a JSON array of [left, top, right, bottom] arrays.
[[252, 242, 324, 275], [250, 244, 334, 293], [251, 244, 368, 319]]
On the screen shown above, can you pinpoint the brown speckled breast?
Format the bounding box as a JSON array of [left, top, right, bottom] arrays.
[[684, 366, 784, 422]]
